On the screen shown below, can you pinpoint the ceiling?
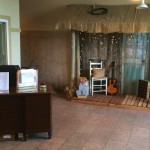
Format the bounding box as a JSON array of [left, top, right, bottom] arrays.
[[19, 0, 150, 31]]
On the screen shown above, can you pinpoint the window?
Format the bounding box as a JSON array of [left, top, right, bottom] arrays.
[[0, 19, 9, 65]]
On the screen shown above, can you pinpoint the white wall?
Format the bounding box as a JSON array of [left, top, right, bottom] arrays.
[[0, 0, 20, 66]]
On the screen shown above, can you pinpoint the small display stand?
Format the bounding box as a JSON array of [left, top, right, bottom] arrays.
[[16, 69, 38, 93]]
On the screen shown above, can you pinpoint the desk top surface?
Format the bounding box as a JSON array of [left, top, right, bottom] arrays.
[[0, 88, 51, 96]]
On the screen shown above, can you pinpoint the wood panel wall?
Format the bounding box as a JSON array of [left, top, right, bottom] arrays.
[[21, 31, 72, 92]]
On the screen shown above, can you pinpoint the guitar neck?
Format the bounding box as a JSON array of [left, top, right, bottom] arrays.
[[110, 61, 116, 79], [112, 67, 115, 79]]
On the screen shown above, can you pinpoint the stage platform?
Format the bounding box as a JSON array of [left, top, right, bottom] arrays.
[[71, 94, 150, 111]]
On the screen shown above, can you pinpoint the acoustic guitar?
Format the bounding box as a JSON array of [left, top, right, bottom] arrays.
[[107, 62, 118, 95]]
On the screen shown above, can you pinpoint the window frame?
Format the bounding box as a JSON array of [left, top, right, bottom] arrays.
[[0, 19, 10, 65]]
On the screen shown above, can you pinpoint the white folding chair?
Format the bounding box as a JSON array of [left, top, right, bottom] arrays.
[[89, 61, 107, 96]]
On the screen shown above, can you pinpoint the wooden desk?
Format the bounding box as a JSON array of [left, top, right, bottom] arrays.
[[0, 89, 52, 140]]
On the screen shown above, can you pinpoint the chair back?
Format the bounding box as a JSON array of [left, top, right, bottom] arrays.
[[89, 61, 103, 78]]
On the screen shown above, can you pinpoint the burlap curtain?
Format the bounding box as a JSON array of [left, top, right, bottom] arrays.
[[56, 4, 150, 33]]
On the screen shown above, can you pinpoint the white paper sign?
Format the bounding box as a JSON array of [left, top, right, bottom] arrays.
[[22, 72, 35, 83], [0, 72, 9, 91]]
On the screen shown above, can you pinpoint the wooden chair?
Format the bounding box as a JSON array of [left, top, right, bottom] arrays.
[[89, 61, 107, 96]]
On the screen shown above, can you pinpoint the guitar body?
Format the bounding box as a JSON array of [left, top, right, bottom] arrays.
[[107, 78, 118, 95]]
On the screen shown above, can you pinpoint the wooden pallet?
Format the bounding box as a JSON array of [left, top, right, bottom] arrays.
[[120, 95, 149, 111], [72, 94, 111, 106], [71, 94, 150, 111]]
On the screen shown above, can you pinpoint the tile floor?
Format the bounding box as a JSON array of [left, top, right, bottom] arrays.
[[0, 93, 150, 150]]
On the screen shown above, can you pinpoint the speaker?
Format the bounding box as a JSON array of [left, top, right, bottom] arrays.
[[137, 79, 150, 100]]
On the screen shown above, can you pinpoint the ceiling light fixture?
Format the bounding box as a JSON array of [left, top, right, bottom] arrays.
[[136, 0, 148, 9]]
